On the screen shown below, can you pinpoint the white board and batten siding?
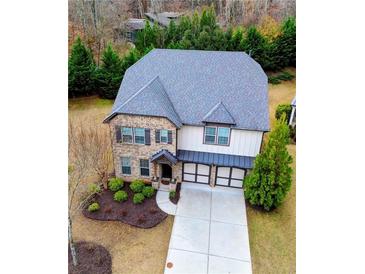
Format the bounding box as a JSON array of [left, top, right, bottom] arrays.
[[177, 125, 263, 157]]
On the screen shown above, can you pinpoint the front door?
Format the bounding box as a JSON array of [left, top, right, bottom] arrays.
[[161, 164, 172, 179]]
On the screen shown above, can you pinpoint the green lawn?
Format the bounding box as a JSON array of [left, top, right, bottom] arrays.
[[247, 71, 296, 273]]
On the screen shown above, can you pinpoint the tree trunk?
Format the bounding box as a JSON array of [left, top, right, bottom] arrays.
[[68, 216, 78, 266]]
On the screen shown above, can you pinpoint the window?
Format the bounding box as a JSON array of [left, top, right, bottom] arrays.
[[140, 159, 150, 177], [204, 127, 216, 144], [134, 128, 145, 144], [160, 129, 168, 143], [218, 127, 230, 145], [121, 157, 131, 175], [121, 127, 133, 143], [204, 126, 230, 145]]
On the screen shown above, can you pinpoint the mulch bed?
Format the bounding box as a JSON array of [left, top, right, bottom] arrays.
[[83, 183, 167, 228], [169, 183, 181, 205], [69, 241, 112, 274]]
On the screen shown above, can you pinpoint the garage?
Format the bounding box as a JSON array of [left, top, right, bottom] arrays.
[[215, 167, 246, 188], [182, 163, 210, 184]]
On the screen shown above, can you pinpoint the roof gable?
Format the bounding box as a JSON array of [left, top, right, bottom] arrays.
[[202, 102, 236, 125], [104, 76, 182, 127]]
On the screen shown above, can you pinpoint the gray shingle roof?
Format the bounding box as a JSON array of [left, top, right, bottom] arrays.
[[202, 102, 236, 125], [105, 76, 182, 127], [150, 149, 178, 164], [177, 150, 255, 169], [105, 49, 269, 131]]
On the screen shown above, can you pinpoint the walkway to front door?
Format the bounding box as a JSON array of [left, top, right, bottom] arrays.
[[164, 182, 252, 274]]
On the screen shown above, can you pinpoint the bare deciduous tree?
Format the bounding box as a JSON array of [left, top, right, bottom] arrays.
[[68, 117, 112, 266]]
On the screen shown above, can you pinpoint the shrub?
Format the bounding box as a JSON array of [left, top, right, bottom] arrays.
[[113, 190, 128, 202], [130, 180, 145, 193], [88, 202, 100, 212], [244, 117, 293, 211], [88, 183, 101, 195], [142, 186, 155, 198], [133, 193, 145, 204], [108, 178, 124, 192], [275, 104, 292, 124], [169, 191, 176, 199]]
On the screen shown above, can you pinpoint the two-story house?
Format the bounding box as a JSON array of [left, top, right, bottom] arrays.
[[103, 49, 269, 189]]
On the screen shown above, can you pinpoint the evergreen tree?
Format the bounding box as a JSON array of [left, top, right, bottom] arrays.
[[165, 20, 177, 44], [95, 43, 123, 99], [240, 26, 271, 70], [68, 36, 96, 98], [274, 17, 296, 67], [121, 48, 141, 73], [135, 21, 157, 51], [212, 28, 227, 51], [200, 6, 216, 31], [176, 16, 192, 41], [230, 27, 244, 51], [244, 116, 293, 211], [196, 30, 211, 50], [179, 29, 194, 49]]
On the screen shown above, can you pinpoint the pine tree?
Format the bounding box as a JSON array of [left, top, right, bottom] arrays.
[[230, 27, 244, 51], [200, 6, 216, 31], [274, 17, 296, 67], [212, 28, 227, 51], [240, 26, 271, 70], [68, 36, 96, 98], [165, 20, 177, 44], [244, 116, 293, 211], [121, 48, 141, 73], [95, 43, 123, 99]]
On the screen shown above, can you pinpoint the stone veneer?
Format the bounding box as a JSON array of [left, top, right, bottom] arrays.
[[109, 114, 183, 182]]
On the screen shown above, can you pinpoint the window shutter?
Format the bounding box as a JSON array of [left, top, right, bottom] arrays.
[[168, 130, 173, 144], [145, 128, 151, 145], [116, 126, 121, 143], [155, 129, 160, 143]]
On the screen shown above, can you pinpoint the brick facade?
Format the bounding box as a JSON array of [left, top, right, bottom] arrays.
[[109, 114, 182, 182]]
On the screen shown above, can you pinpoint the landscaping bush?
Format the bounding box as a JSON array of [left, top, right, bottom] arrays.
[[142, 186, 155, 198], [275, 104, 292, 124], [108, 178, 124, 192], [113, 190, 128, 202], [133, 193, 145, 204], [130, 180, 145, 193], [169, 191, 176, 199], [88, 202, 100, 212], [88, 183, 101, 195]]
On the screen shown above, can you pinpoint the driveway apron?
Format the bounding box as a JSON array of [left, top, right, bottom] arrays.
[[164, 183, 252, 274]]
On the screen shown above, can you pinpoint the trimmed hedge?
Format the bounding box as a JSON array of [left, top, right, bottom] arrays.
[[142, 186, 155, 198], [113, 190, 128, 202], [88, 202, 100, 212], [130, 180, 145, 193], [108, 178, 124, 192], [133, 193, 145, 204]]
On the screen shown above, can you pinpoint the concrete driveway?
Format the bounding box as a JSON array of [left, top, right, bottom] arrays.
[[164, 183, 252, 274]]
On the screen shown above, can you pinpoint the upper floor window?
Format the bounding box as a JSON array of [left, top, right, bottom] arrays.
[[204, 126, 230, 146], [121, 127, 133, 143], [160, 129, 168, 143], [134, 128, 145, 144], [204, 126, 216, 144], [217, 127, 230, 145]]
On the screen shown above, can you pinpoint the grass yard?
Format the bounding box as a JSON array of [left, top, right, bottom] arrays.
[[69, 69, 296, 273], [247, 68, 296, 274]]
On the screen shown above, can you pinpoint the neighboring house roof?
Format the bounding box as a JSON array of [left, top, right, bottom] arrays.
[[291, 96, 296, 107], [105, 75, 182, 127], [105, 49, 269, 131], [177, 150, 255, 169], [145, 12, 183, 27], [202, 102, 236, 125], [125, 18, 146, 30], [150, 149, 178, 164]]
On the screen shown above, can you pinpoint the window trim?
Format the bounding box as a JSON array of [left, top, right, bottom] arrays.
[[121, 156, 132, 176], [134, 128, 146, 145], [203, 126, 231, 146], [139, 159, 150, 177], [160, 129, 169, 144], [121, 127, 133, 144]]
